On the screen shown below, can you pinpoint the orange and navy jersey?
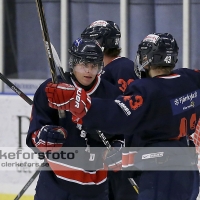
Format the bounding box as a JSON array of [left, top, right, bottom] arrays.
[[26, 72, 121, 196], [101, 57, 138, 93], [83, 68, 200, 148]]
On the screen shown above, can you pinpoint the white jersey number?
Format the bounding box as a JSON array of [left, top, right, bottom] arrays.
[[164, 56, 171, 63]]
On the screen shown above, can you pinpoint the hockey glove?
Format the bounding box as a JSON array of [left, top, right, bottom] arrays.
[[45, 82, 76, 110], [32, 125, 67, 152], [103, 140, 124, 172], [69, 87, 91, 118], [45, 82, 91, 118]]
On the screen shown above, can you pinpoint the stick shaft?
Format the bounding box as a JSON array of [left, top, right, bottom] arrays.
[[96, 130, 139, 194], [0, 73, 41, 199], [35, 0, 57, 83], [0, 73, 33, 105], [128, 178, 139, 194], [35, 0, 65, 118], [14, 167, 41, 200], [96, 130, 111, 150]]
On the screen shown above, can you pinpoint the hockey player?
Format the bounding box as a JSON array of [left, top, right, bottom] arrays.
[[45, 33, 200, 200], [26, 38, 123, 200], [81, 20, 139, 200], [81, 20, 138, 93]]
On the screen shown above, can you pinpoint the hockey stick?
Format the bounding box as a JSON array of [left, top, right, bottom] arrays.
[[128, 178, 139, 194], [0, 74, 42, 199], [96, 130, 139, 194], [50, 43, 68, 83], [35, 0, 65, 118], [0, 73, 33, 105], [14, 166, 42, 200]]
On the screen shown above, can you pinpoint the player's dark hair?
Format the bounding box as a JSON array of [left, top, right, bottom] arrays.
[[150, 65, 174, 74], [104, 48, 121, 57]]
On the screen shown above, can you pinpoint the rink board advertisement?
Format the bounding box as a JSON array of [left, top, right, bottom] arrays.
[[0, 94, 37, 200]]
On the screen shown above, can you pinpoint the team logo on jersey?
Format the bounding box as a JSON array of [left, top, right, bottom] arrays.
[[171, 89, 200, 115], [179, 91, 197, 104], [174, 98, 179, 105], [190, 101, 195, 107]]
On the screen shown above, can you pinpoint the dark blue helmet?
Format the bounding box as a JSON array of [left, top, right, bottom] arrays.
[[68, 38, 103, 73], [81, 20, 121, 49], [135, 33, 179, 73]]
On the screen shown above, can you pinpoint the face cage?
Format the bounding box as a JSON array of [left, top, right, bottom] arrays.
[[135, 53, 150, 72], [69, 56, 103, 74]]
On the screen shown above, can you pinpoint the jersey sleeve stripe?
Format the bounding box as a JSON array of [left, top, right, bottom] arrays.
[[46, 158, 107, 185]]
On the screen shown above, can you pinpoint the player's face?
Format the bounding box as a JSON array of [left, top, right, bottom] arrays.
[[73, 62, 98, 86]]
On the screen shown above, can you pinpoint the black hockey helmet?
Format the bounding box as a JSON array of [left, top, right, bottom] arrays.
[[135, 33, 179, 74], [81, 20, 121, 49], [68, 38, 104, 73]]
